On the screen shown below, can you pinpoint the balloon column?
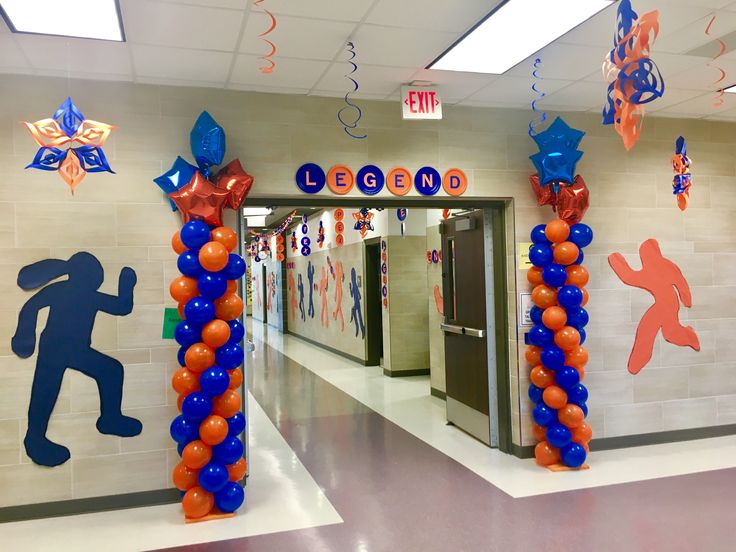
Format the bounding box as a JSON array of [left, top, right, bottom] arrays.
[[161, 112, 252, 521], [527, 117, 593, 469]]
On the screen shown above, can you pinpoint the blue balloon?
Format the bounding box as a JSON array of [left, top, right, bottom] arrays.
[[227, 411, 246, 437], [529, 243, 553, 267], [541, 345, 565, 370], [530, 224, 549, 245], [174, 321, 200, 348], [216, 343, 244, 370], [198, 461, 229, 493], [200, 366, 230, 397], [184, 296, 215, 325], [154, 156, 197, 210], [527, 324, 554, 348], [190, 111, 225, 172], [561, 442, 587, 468], [528, 384, 543, 403], [178, 251, 203, 278], [569, 223, 593, 248], [558, 285, 583, 309], [198, 273, 227, 300], [180, 220, 211, 250], [213, 436, 243, 465], [579, 327, 587, 345], [566, 307, 589, 329], [182, 391, 212, 422], [567, 383, 589, 405], [529, 306, 543, 325], [542, 263, 567, 288], [221, 254, 246, 280], [170, 415, 199, 444], [177, 346, 187, 367], [546, 423, 573, 448], [177, 442, 186, 456], [215, 482, 245, 513], [228, 319, 245, 343], [532, 402, 556, 427], [574, 249, 585, 265], [579, 402, 588, 417], [555, 366, 580, 390]]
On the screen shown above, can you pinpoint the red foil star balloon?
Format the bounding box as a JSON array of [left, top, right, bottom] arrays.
[[168, 172, 230, 226], [529, 174, 589, 225], [215, 159, 253, 209]]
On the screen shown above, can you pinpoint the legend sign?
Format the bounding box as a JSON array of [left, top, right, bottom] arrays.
[[401, 85, 442, 120]]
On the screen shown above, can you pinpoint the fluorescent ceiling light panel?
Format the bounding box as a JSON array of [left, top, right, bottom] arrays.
[[0, 0, 124, 41], [429, 0, 614, 74], [242, 207, 272, 217], [246, 216, 267, 227], [725, 85, 736, 93]]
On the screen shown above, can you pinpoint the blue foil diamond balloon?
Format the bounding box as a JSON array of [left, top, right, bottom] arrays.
[[190, 111, 225, 174], [529, 117, 585, 185]]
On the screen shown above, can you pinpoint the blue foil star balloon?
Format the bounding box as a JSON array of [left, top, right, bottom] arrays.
[[154, 156, 198, 211], [529, 117, 585, 185], [190, 111, 225, 175]]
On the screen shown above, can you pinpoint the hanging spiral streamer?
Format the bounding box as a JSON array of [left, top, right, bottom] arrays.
[[337, 42, 367, 140], [528, 58, 548, 137], [254, 0, 276, 74], [705, 15, 726, 108]]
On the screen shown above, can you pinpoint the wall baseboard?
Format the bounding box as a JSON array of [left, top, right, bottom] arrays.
[[383, 368, 430, 377], [284, 330, 370, 366], [430, 387, 446, 400]]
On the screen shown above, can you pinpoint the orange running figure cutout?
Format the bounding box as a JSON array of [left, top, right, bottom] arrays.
[[608, 239, 700, 374]]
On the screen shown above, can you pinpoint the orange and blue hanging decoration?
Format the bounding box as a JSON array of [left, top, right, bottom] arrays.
[[602, 0, 664, 150], [22, 97, 115, 194], [317, 220, 325, 248], [352, 208, 374, 239], [672, 136, 692, 211]]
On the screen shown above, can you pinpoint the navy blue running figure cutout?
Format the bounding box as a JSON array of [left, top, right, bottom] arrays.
[[307, 260, 315, 319], [297, 273, 305, 321], [348, 267, 365, 339], [11, 252, 141, 467]]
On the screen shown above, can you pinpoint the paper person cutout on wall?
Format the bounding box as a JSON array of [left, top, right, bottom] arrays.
[[288, 272, 297, 321], [433, 284, 444, 316], [349, 267, 365, 339], [608, 239, 700, 374], [307, 261, 316, 319], [11, 252, 140, 467], [319, 266, 329, 328], [298, 273, 305, 321], [333, 261, 345, 332]]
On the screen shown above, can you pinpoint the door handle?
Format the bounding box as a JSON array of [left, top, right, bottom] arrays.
[[440, 323, 485, 338]]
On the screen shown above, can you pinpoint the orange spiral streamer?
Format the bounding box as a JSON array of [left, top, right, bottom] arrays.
[[705, 15, 727, 108], [254, 0, 276, 74]]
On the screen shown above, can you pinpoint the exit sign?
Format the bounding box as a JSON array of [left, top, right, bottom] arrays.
[[401, 85, 442, 120]]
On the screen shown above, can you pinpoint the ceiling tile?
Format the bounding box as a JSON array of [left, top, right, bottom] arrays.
[[314, 63, 417, 95], [366, 0, 499, 33], [655, 10, 736, 54], [160, 0, 247, 8], [506, 43, 609, 80], [264, 0, 374, 22], [463, 76, 574, 107], [121, 0, 244, 51], [310, 89, 391, 101], [227, 83, 309, 95], [410, 68, 498, 101], [541, 81, 605, 109], [646, 89, 711, 112], [229, 54, 328, 89], [557, 4, 620, 49], [132, 45, 231, 83], [352, 24, 458, 68], [659, 88, 736, 114], [666, 57, 736, 91], [240, 14, 353, 60]]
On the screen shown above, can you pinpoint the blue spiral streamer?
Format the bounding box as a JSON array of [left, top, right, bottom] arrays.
[[337, 42, 367, 140], [528, 58, 547, 137]]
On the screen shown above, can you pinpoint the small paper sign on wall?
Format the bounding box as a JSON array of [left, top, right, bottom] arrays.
[[517, 242, 533, 270], [401, 85, 442, 120], [162, 307, 182, 339]]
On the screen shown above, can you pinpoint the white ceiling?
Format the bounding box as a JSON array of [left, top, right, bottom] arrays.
[[2, 0, 736, 120]]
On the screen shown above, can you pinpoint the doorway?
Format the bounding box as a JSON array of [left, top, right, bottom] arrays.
[[261, 264, 268, 325], [364, 239, 383, 366]]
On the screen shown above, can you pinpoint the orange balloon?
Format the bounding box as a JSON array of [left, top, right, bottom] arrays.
[[525, 346, 542, 366], [527, 266, 544, 286], [201, 319, 231, 349], [199, 414, 229, 446], [182, 440, 212, 469], [215, 293, 244, 321], [227, 457, 247, 482], [580, 441, 590, 454], [554, 326, 581, 351], [185, 343, 215, 373], [572, 422, 593, 444], [545, 219, 570, 244], [531, 285, 557, 309], [172, 367, 200, 395], [199, 241, 229, 272], [211, 226, 238, 252], [532, 423, 547, 442], [226, 279, 238, 295], [565, 346, 589, 369], [178, 302, 186, 319], [530, 365, 555, 388], [566, 265, 589, 287], [213, 389, 242, 418], [581, 287, 589, 306], [177, 393, 185, 411], [172, 231, 187, 254], [534, 441, 560, 466], [553, 241, 580, 265], [182, 486, 214, 519], [558, 404, 585, 428], [173, 461, 199, 491], [170, 276, 199, 304], [542, 385, 568, 409], [228, 368, 243, 389], [542, 306, 567, 330]]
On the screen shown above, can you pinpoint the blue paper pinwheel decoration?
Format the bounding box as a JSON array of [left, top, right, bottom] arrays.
[[529, 117, 585, 186]]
